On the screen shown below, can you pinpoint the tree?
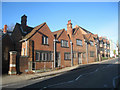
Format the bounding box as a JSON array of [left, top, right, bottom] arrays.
[[7, 23, 15, 31], [113, 50, 116, 55]]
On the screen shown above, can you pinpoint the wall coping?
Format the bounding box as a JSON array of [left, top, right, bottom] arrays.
[[9, 51, 17, 54]]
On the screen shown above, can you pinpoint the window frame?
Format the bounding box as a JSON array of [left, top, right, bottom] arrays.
[[42, 35, 48, 45], [76, 39, 82, 46], [64, 52, 71, 60], [61, 40, 69, 48], [36, 51, 53, 62], [90, 51, 95, 57], [36, 52, 40, 61], [90, 41, 94, 46]]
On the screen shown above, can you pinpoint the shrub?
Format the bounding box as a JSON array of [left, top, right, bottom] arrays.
[[102, 57, 108, 60]]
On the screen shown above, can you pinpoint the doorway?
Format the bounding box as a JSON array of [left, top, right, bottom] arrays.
[[78, 52, 82, 64], [56, 52, 61, 67]]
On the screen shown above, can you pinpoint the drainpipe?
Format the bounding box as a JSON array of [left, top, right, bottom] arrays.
[[53, 34, 57, 69], [53, 39, 56, 69], [25, 40, 28, 56], [70, 41, 73, 66], [85, 40, 88, 64], [95, 43, 98, 60]]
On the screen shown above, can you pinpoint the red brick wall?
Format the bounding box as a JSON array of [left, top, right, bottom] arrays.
[[19, 56, 29, 73], [56, 30, 71, 67], [28, 24, 54, 69], [87, 35, 97, 63], [35, 62, 53, 69], [71, 29, 86, 65]]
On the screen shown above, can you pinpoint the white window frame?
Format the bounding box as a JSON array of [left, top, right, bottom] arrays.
[[76, 39, 82, 46], [36, 52, 40, 61]]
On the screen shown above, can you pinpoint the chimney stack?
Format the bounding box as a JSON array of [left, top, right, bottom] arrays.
[[21, 14, 27, 27], [67, 20, 72, 38], [3, 25, 7, 34]]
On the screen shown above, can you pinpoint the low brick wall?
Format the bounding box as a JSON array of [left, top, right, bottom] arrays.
[[35, 61, 53, 70], [19, 56, 29, 73]]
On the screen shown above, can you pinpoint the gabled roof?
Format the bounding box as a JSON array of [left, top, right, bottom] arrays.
[[103, 39, 107, 43], [107, 40, 110, 44], [13, 23, 33, 36], [99, 37, 103, 41], [52, 29, 65, 39], [83, 33, 91, 43], [72, 27, 79, 35], [79, 26, 92, 34], [21, 22, 46, 41], [93, 34, 98, 39]]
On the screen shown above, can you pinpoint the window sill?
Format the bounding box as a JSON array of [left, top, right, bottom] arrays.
[[76, 45, 83, 46], [42, 44, 49, 46], [35, 60, 54, 62], [64, 59, 71, 60], [61, 46, 69, 48], [20, 56, 28, 57]]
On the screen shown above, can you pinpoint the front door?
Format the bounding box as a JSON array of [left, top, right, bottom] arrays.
[[56, 52, 61, 67], [78, 53, 82, 64]]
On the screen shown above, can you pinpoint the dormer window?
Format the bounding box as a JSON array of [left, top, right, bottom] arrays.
[[42, 35, 48, 45], [61, 40, 68, 48]]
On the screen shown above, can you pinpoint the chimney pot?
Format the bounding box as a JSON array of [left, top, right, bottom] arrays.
[[3, 25, 7, 34], [68, 20, 71, 24]]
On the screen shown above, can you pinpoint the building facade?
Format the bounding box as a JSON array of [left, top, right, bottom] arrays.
[[2, 15, 111, 74]]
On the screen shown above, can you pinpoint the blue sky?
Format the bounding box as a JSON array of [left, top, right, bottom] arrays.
[[2, 2, 118, 44]]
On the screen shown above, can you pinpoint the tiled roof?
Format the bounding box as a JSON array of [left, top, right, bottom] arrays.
[[14, 23, 33, 36], [107, 40, 110, 44], [79, 26, 92, 34], [103, 39, 107, 43], [52, 29, 65, 39], [72, 27, 79, 35], [93, 34, 98, 38], [83, 33, 92, 43], [21, 22, 46, 41]]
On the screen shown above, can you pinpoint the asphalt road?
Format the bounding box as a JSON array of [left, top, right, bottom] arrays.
[[3, 58, 120, 89]]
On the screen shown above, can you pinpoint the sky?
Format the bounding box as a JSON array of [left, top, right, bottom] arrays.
[[1, 2, 118, 45]]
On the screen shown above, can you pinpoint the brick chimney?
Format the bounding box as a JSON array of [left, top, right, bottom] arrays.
[[67, 20, 72, 38], [3, 25, 7, 34], [21, 14, 27, 27]]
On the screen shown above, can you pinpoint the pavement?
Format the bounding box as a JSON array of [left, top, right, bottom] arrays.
[[1, 58, 117, 87]]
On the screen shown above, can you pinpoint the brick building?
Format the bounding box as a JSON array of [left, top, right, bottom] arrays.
[[2, 15, 110, 74], [99, 37, 110, 58]]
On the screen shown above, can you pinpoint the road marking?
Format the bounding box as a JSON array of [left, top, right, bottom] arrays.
[[42, 68, 99, 89], [75, 75, 82, 81], [113, 75, 120, 88]]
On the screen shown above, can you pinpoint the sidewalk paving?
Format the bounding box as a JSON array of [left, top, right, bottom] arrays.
[[1, 58, 116, 86]]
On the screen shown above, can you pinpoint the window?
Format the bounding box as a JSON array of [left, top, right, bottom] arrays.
[[76, 39, 82, 46], [90, 41, 94, 46], [73, 52, 76, 58], [83, 53, 86, 58], [90, 51, 95, 57], [36, 51, 53, 61], [100, 48, 104, 51], [42, 35, 48, 45], [107, 44, 110, 47], [36, 52, 40, 61], [64, 53, 71, 60], [61, 40, 68, 47], [107, 49, 110, 53], [100, 41, 103, 44]]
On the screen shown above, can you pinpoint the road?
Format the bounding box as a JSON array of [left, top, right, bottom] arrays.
[[2, 58, 120, 89]]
